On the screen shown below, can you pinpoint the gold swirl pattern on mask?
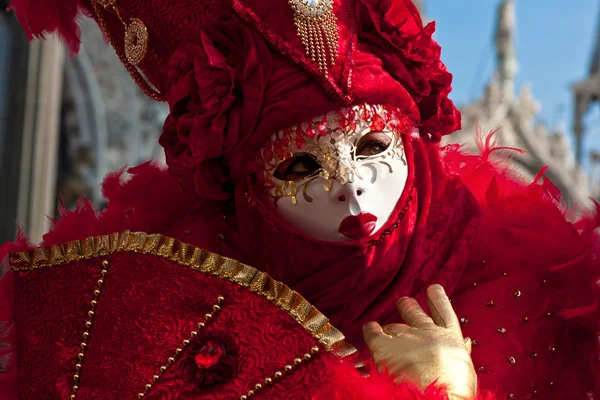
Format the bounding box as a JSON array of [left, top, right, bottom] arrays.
[[9, 230, 357, 359], [259, 104, 408, 203]]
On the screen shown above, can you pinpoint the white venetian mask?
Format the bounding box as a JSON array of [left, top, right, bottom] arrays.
[[254, 104, 410, 242]]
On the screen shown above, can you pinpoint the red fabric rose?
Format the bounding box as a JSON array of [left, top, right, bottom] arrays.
[[356, 0, 460, 138], [159, 18, 273, 200], [419, 95, 461, 139]]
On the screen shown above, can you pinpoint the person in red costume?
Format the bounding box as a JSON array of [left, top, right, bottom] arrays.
[[1, 0, 599, 399]]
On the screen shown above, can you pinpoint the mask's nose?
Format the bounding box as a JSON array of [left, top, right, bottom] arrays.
[[336, 188, 363, 202], [333, 182, 366, 215]]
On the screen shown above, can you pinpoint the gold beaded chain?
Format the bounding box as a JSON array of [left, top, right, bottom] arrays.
[[67, 261, 225, 399], [91, 0, 165, 101], [137, 295, 225, 399], [70, 259, 111, 400], [239, 345, 320, 400]]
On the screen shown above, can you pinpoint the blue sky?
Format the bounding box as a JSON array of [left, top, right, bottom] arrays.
[[425, 0, 599, 165]]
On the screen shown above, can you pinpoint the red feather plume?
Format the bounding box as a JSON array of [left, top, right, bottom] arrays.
[[6, 0, 92, 55]]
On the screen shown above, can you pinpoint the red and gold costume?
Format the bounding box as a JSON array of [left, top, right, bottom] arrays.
[[1, 0, 599, 399]]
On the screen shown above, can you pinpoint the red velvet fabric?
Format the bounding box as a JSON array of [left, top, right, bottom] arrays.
[[155, 0, 458, 200]]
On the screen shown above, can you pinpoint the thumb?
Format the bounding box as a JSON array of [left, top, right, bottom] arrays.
[[464, 337, 473, 355]]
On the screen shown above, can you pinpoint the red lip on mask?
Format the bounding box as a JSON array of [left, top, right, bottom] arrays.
[[338, 212, 378, 240]]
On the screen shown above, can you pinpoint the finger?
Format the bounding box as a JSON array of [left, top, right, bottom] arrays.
[[397, 297, 435, 329], [464, 337, 472, 355], [426, 284, 462, 334], [382, 323, 411, 337], [362, 321, 386, 346]]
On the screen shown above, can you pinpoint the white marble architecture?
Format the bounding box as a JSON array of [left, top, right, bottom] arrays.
[[59, 20, 168, 207], [572, 5, 600, 198], [446, 0, 592, 206]]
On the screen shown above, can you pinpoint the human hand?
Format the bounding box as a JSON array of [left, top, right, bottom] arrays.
[[363, 284, 477, 400]]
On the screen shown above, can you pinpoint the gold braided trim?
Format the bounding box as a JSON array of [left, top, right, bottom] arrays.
[[9, 231, 356, 358]]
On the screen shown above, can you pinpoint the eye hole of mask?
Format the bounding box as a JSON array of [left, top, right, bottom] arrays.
[[355, 131, 393, 157], [273, 153, 322, 181]]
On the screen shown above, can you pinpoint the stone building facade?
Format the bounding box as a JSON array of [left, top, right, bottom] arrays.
[[446, 0, 592, 206]]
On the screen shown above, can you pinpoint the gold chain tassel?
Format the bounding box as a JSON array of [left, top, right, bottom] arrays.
[[324, 12, 339, 66], [307, 20, 316, 61], [289, 0, 339, 74], [297, 19, 310, 57]]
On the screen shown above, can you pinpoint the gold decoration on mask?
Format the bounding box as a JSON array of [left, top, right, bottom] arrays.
[[276, 176, 320, 205], [260, 105, 408, 205], [288, 0, 339, 74]]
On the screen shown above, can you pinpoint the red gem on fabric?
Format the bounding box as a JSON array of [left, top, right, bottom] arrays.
[[360, 106, 370, 120], [296, 134, 306, 148], [370, 113, 385, 132], [194, 340, 225, 369], [317, 116, 328, 137], [275, 145, 285, 160], [264, 148, 274, 162], [183, 331, 239, 387]]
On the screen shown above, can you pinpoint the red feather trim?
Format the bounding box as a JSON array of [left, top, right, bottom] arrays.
[[42, 162, 194, 246], [445, 128, 600, 400], [313, 359, 497, 400], [6, 0, 92, 55], [475, 125, 525, 163]]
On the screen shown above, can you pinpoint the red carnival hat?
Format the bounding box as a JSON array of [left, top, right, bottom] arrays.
[[9, 0, 460, 199]]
